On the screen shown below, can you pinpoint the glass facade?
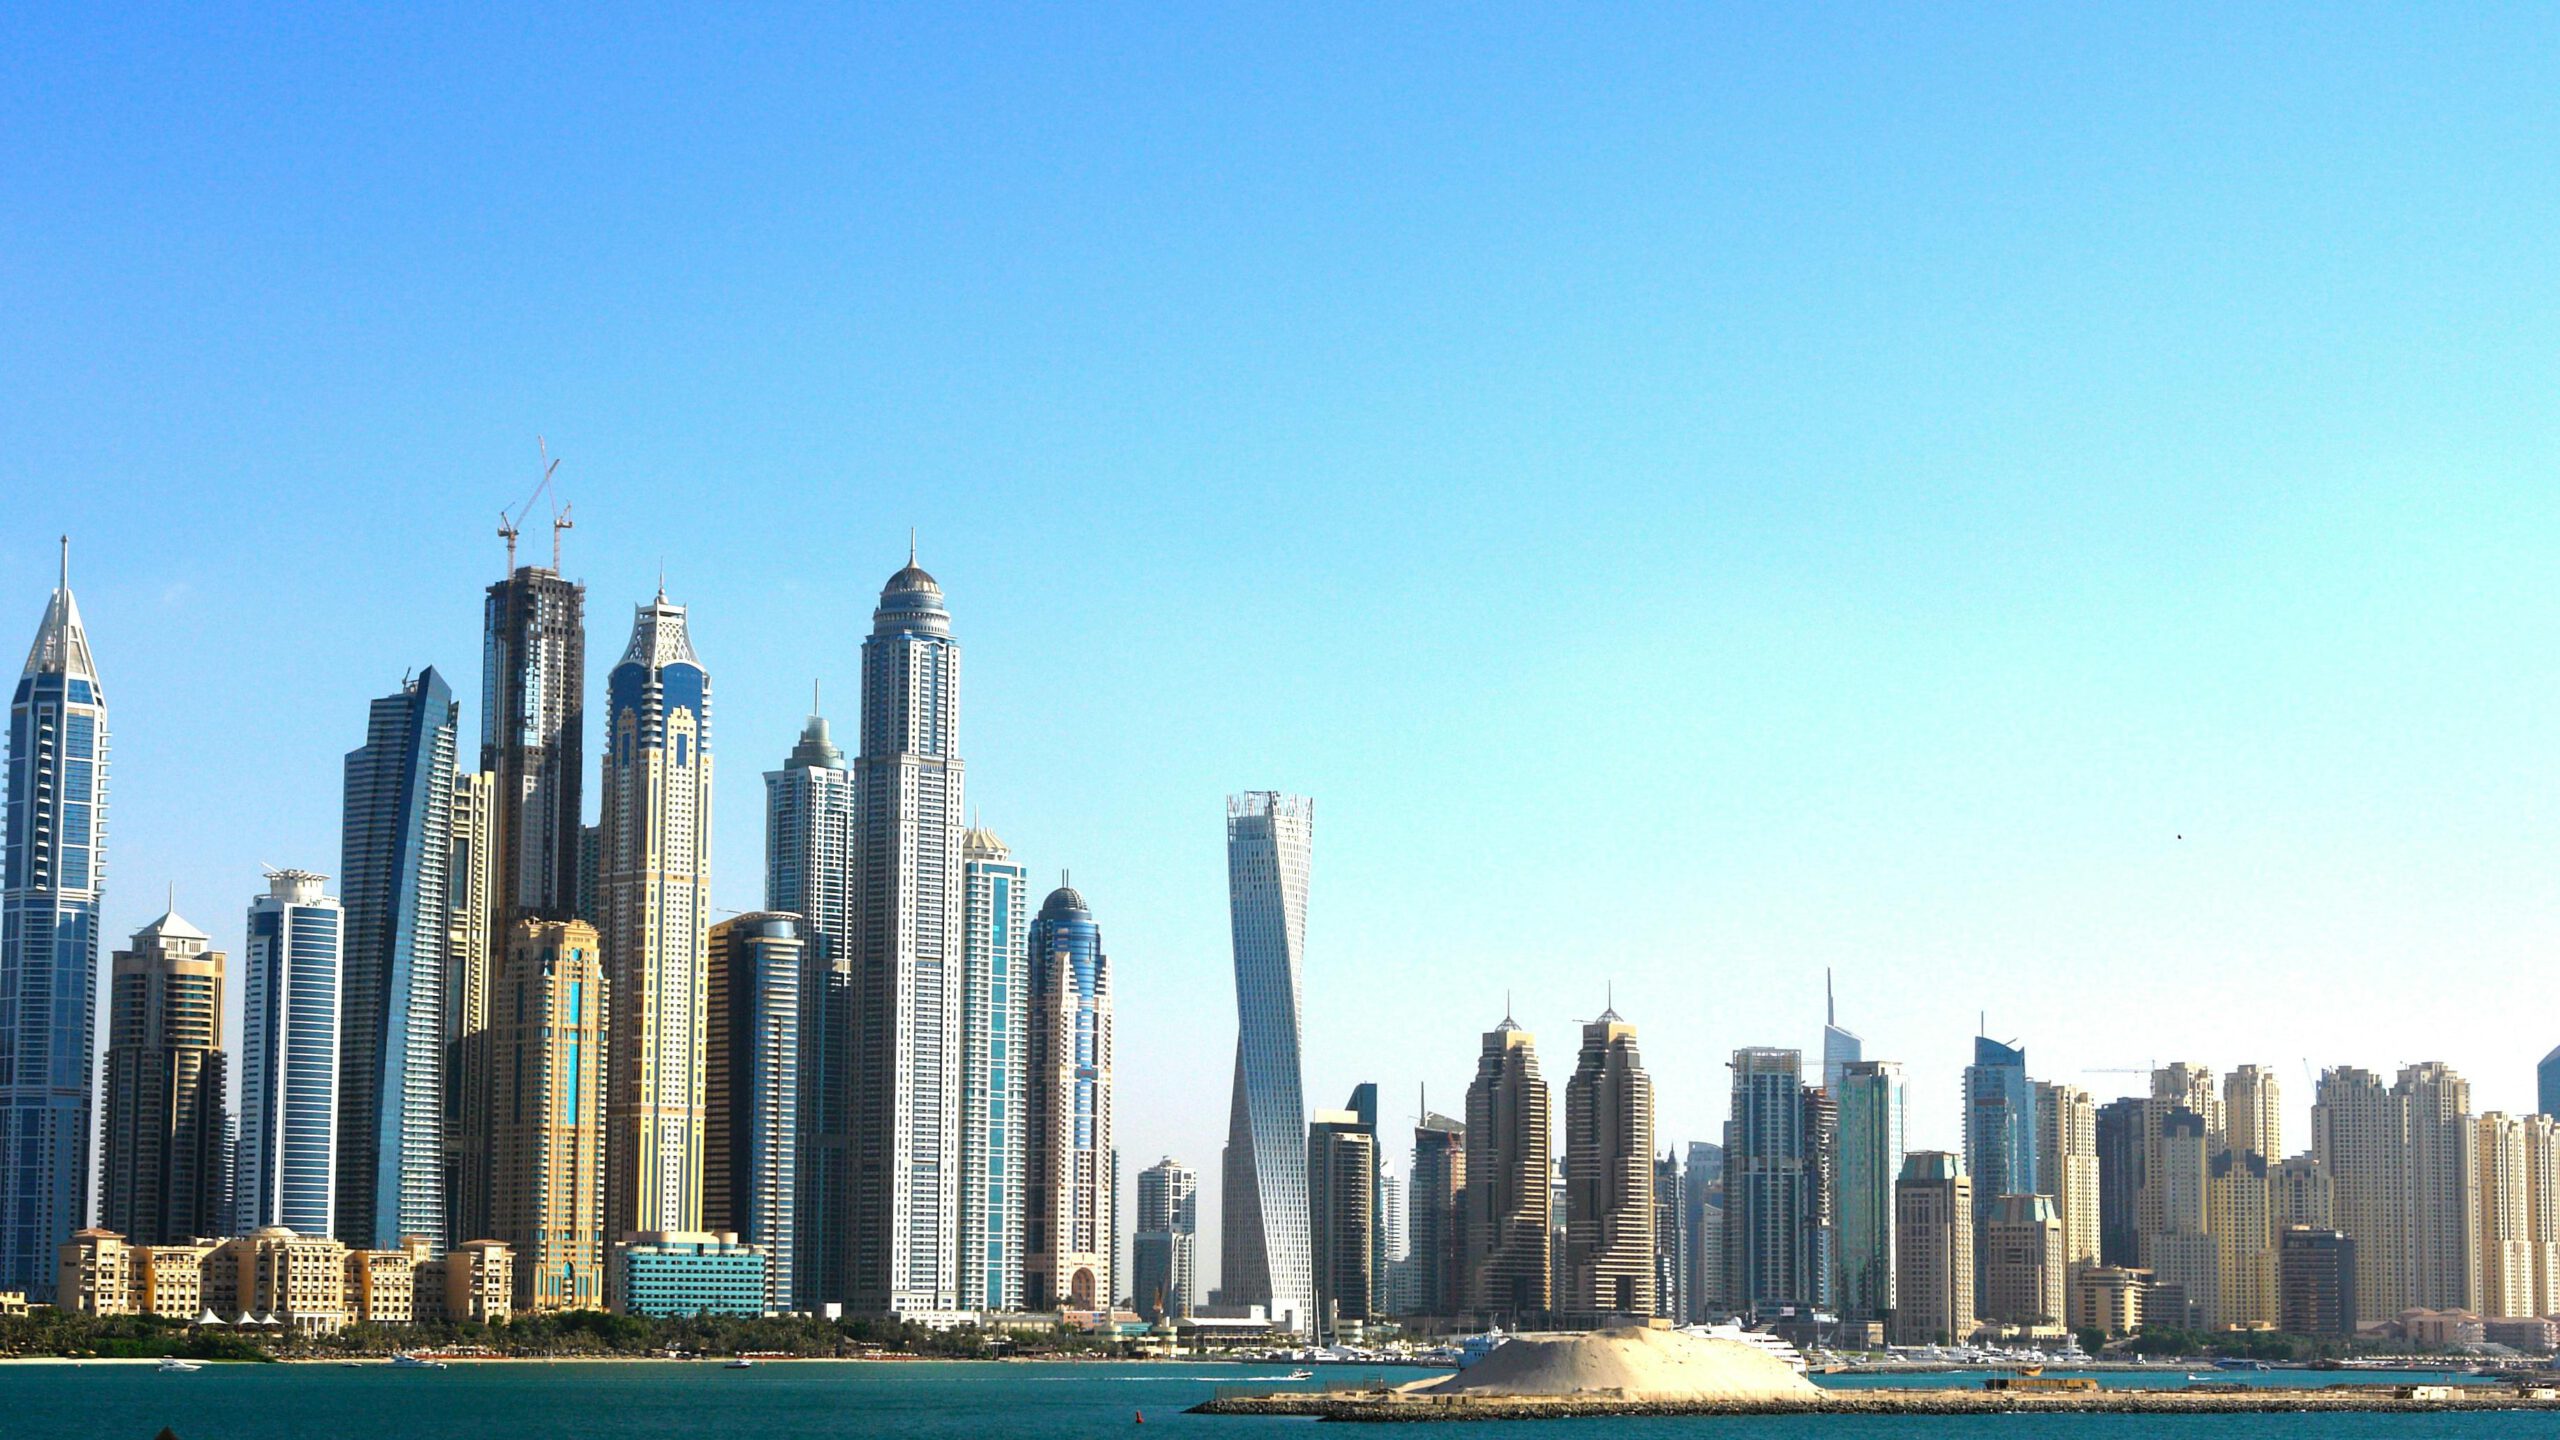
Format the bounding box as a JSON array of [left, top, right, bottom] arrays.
[[338, 667, 457, 1250], [1222, 792, 1314, 1333], [1833, 1059, 1905, 1322], [1, 558, 106, 1301], [957, 832, 1027, 1310], [767, 710, 855, 1311], [1024, 880, 1112, 1311], [238, 872, 344, 1237]]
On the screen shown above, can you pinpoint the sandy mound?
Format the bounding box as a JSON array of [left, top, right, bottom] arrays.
[[1406, 1327, 1821, 1403]]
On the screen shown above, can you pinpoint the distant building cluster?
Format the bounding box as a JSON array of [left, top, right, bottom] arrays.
[[8, 531, 2558, 1357]]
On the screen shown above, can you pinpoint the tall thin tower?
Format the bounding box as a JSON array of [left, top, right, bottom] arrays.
[[767, 694, 856, 1309], [0, 540, 105, 1300], [482, 551, 586, 929], [1222, 792, 1314, 1334], [599, 591, 714, 1265], [852, 552, 966, 1315], [337, 666, 458, 1250]]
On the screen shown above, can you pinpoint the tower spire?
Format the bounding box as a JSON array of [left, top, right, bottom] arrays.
[[909, 527, 917, 566], [1827, 967, 1835, 1027], [58, 534, 68, 591]]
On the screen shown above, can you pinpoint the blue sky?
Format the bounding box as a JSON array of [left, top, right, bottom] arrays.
[[7, 6, 2559, 1278]]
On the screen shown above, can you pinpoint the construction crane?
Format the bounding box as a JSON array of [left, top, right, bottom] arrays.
[[498, 437, 571, 571]]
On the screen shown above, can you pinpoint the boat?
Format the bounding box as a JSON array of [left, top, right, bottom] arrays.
[[1454, 1325, 1510, 1369], [1684, 1323, 1810, 1376], [1284, 1369, 1314, 1380], [390, 1353, 449, 1369], [725, 1358, 755, 1370], [157, 1357, 204, 1374]]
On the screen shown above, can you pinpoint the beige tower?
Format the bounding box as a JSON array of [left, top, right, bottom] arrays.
[[1563, 1007, 1655, 1317], [2524, 1113, 2560, 1316], [2033, 1081, 2099, 1276], [99, 908, 231, 1247], [490, 919, 604, 1312], [2209, 1150, 2275, 1328], [1893, 1152, 1973, 1344], [1308, 1109, 1376, 1341], [2139, 1062, 2221, 1254], [444, 768, 498, 1248], [2396, 1062, 2477, 1313], [2147, 1110, 2216, 1328], [599, 594, 714, 1288], [2313, 1067, 2407, 1318], [2271, 1153, 2333, 1230], [2477, 1113, 2535, 1319], [1463, 1015, 1552, 1317], [2224, 1065, 2282, 1163], [1981, 1193, 2064, 1330]]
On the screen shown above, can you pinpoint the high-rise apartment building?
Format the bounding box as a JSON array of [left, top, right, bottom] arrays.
[[1025, 881, 1113, 1311], [852, 557, 967, 1316], [600, 592, 715, 1277], [2476, 1112, 2538, 1320], [2146, 1109, 2213, 1328], [2034, 1081, 2099, 1279], [2140, 1062, 2221, 1252], [2396, 1062, 2478, 1313], [100, 907, 230, 1246], [706, 913, 799, 1313], [2277, 1226, 2357, 1337], [337, 667, 457, 1251], [1221, 791, 1313, 1333], [489, 919, 603, 1312], [1, 544, 107, 1300], [2209, 1149, 2275, 1327], [1961, 1036, 2036, 1242], [1131, 1157, 1197, 1322], [1409, 1111, 1466, 1316], [443, 769, 497, 1247], [1981, 1192, 2064, 1329], [956, 829, 1027, 1311], [2094, 1096, 2143, 1268], [1726, 1048, 1815, 1318], [1308, 1108, 1376, 1340], [237, 870, 344, 1236], [1893, 1152, 1973, 1345], [2271, 1153, 2334, 1230], [1464, 1016, 1551, 1317], [1562, 1008, 1654, 1317], [481, 561, 585, 929], [765, 700, 855, 1309], [1684, 1142, 1723, 1320], [1801, 1084, 1837, 1312], [2523, 1113, 2560, 1318], [2313, 1066, 2407, 1320], [2541, 1049, 2560, 1121], [1835, 1060, 1904, 1323], [2225, 1065, 2281, 1162]]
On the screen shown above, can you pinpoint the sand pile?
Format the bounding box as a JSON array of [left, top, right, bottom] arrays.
[[1406, 1327, 1821, 1404]]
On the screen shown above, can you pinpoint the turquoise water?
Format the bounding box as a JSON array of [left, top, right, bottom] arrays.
[[4, 1360, 2553, 1439]]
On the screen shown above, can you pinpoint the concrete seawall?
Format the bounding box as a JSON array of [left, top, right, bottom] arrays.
[[1192, 1385, 2560, 1421]]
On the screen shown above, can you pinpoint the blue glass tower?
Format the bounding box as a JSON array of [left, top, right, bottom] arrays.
[[1962, 1034, 2038, 1239], [957, 828, 1026, 1311], [238, 870, 345, 1235], [338, 667, 457, 1249], [1, 541, 105, 1300], [2540, 1047, 2560, 1120]]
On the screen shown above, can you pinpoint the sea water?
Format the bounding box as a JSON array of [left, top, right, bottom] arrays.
[[5, 1360, 2553, 1439]]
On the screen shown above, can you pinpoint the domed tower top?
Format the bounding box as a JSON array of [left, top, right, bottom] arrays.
[[873, 533, 950, 636]]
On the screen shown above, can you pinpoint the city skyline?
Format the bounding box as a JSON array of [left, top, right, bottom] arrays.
[[14, 8, 2560, 1306]]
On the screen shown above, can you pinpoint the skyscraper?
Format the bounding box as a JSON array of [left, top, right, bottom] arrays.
[[2396, 1061, 2478, 1313], [2148, 1109, 2214, 1328], [2034, 1081, 2100, 1278], [1408, 1110, 1466, 1317], [2541, 1048, 2560, 1121], [1562, 1007, 1654, 1317], [337, 667, 457, 1251], [600, 591, 715, 1274], [1131, 1156, 1197, 1322], [956, 829, 1027, 1311], [1961, 1035, 2037, 1233], [1308, 1107, 1377, 1340], [99, 905, 230, 1246], [1893, 1151, 1974, 1345], [2209, 1148, 2275, 1327], [767, 700, 856, 1309], [481, 561, 585, 928], [852, 555, 966, 1316], [1684, 1141, 1724, 1320], [1981, 1192, 2064, 1329], [706, 913, 799, 1313], [444, 768, 498, 1247], [1834, 1059, 1905, 1323], [490, 918, 604, 1312], [237, 870, 344, 1236], [1221, 791, 1313, 1333], [1025, 880, 1113, 1311], [1, 542, 106, 1301], [1820, 970, 1861, 1093], [1651, 1151, 1686, 1321], [1463, 1015, 1551, 1317], [2094, 1096, 2143, 1268], [1726, 1048, 1813, 1319], [2312, 1066, 2406, 1322], [2225, 1065, 2282, 1163]]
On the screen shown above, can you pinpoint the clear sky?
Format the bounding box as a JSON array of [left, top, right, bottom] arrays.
[[6, 7, 2558, 1286]]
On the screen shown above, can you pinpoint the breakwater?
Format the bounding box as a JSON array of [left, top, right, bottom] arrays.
[[1192, 1382, 2560, 1421]]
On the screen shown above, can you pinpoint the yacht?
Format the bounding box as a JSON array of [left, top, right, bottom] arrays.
[[156, 1357, 204, 1374], [724, 1358, 755, 1370], [1454, 1325, 1510, 1369], [1686, 1323, 1809, 1375], [389, 1353, 448, 1369]]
